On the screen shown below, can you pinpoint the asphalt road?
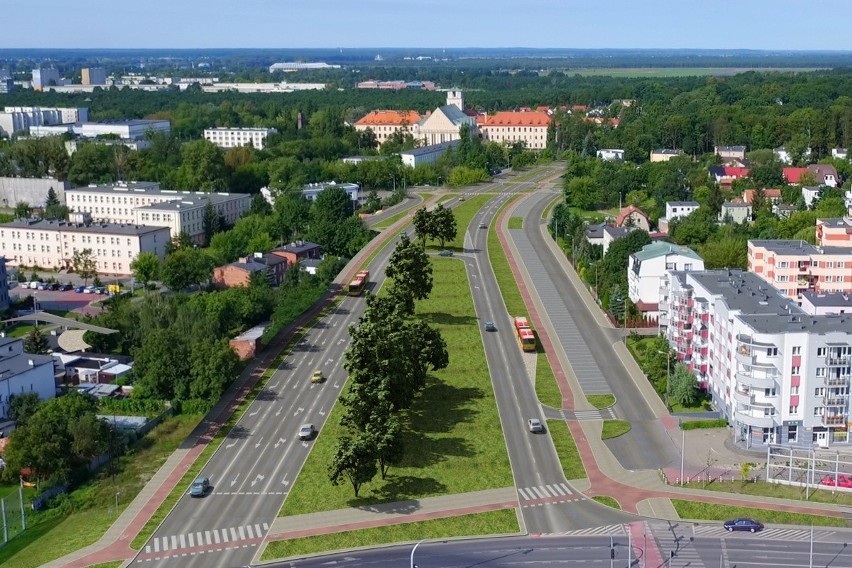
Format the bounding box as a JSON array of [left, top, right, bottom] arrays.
[[517, 191, 680, 472], [133, 169, 545, 567], [263, 522, 852, 568]]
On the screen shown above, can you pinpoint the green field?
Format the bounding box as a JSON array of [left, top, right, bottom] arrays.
[[556, 67, 822, 78], [280, 258, 512, 516], [672, 500, 846, 527], [261, 509, 520, 561], [547, 420, 587, 480]]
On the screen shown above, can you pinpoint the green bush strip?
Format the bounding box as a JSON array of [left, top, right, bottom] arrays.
[[280, 259, 512, 516], [681, 419, 728, 430], [507, 217, 524, 229], [601, 420, 632, 440], [547, 420, 587, 480], [671, 499, 847, 527], [261, 509, 519, 561], [680, 479, 852, 506], [0, 415, 203, 568], [592, 496, 621, 510], [586, 394, 615, 409]]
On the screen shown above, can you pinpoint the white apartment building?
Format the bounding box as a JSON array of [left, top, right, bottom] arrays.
[[478, 111, 551, 150], [661, 269, 852, 449], [204, 127, 278, 150], [628, 241, 703, 317], [66, 182, 250, 243], [0, 106, 88, 137], [31, 68, 61, 90], [0, 337, 56, 420], [81, 67, 107, 86], [79, 120, 170, 140], [0, 217, 170, 275]]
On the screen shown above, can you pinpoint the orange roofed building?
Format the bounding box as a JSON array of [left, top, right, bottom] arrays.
[[354, 110, 422, 145], [477, 111, 551, 150]]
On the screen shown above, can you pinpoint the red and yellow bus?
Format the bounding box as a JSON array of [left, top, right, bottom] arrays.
[[348, 270, 370, 296], [513, 316, 536, 352]]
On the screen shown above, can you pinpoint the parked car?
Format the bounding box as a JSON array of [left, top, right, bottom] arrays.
[[310, 370, 325, 383], [484, 321, 497, 332], [189, 476, 210, 497], [723, 518, 763, 532], [83, 286, 95, 294], [479, 222, 487, 229], [438, 250, 454, 257], [35, 282, 49, 290], [58, 284, 72, 291], [528, 418, 545, 433], [28, 281, 40, 289], [94, 287, 105, 295], [820, 474, 852, 488], [299, 424, 316, 441], [74, 286, 86, 293]]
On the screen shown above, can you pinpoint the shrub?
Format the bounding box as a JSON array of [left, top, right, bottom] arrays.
[[681, 419, 728, 430]]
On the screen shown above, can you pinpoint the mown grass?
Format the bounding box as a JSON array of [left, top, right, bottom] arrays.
[[547, 420, 587, 480], [535, 353, 563, 408], [486, 196, 526, 318], [87, 562, 124, 568], [680, 479, 852, 506], [507, 217, 523, 229], [425, 194, 492, 252], [601, 420, 632, 440], [371, 209, 411, 230], [261, 509, 519, 561], [592, 496, 621, 509], [587, 394, 615, 409], [671, 499, 847, 527], [280, 259, 512, 516], [0, 414, 203, 568], [541, 195, 561, 220]]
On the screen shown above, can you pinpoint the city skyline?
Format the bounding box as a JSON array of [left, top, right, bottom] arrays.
[[3, 0, 852, 51]]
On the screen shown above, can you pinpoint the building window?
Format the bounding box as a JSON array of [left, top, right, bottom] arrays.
[[818, 347, 827, 356], [814, 407, 825, 416], [789, 406, 798, 415], [815, 387, 825, 396], [790, 385, 799, 395], [816, 367, 826, 377], [767, 347, 778, 357], [791, 366, 800, 375], [792, 346, 801, 355]]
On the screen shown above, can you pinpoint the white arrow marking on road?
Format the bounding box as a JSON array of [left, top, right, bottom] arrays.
[[302, 441, 310, 448], [337, 338, 346, 345], [255, 436, 263, 448], [281, 477, 290, 486], [274, 437, 287, 449], [251, 474, 265, 487], [319, 408, 326, 417], [295, 407, 305, 416], [270, 381, 280, 389], [334, 382, 340, 389], [226, 440, 237, 449], [474, 285, 480, 290], [249, 409, 259, 417], [230, 475, 240, 487], [275, 407, 282, 417]]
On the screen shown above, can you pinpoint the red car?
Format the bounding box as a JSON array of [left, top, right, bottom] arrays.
[[820, 474, 852, 488]]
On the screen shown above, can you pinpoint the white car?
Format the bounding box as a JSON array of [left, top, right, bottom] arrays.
[[528, 418, 545, 433], [299, 424, 316, 441]]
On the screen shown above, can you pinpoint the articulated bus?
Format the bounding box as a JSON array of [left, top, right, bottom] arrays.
[[513, 316, 536, 352], [348, 270, 370, 296]]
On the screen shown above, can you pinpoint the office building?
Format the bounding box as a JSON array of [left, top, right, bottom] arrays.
[[204, 127, 278, 150], [81, 67, 107, 86]]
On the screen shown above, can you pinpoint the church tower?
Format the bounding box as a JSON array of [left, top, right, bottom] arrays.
[[447, 90, 464, 111]]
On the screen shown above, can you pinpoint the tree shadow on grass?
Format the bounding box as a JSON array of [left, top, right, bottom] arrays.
[[417, 311, 479, 327], [399, 432, 473, 468], [409, 380, 483, 434], [345, 476, 447, 510]]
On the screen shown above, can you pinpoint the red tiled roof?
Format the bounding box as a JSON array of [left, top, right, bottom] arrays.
[[481, 111, 551, 127], [615, 205, 649, 227], [742, 188, 782, 205], [354, 110, 421, 127], [723, 167, 750, 178], [783, 167, 808, 184]]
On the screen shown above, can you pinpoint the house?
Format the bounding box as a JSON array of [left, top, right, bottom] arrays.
[[783, 167, 809, 185], [212, 252, 288, 288], [602, 225, 636, 255], [229, 322, 269, 361], [801, 186, 821, 208], [628, 241, 704, 318], [719, 201, 751, 224], [650, 149, 683, 162], [808, 164, 839, 187], [815, 217, 852, 248], [773, 203, 798, 219], [658, 201, 700, 234], [832, 148, 848, 160], [584, 222, 606, 248], [742, 188, 782, 206], [0, 337, 56, 420], [53, 352, 133, 384], [596, 149, 624, 161], [709, 166, 750, 185], [270, 241, 322, 266], [715, 145, 746, 161], [615, 205, 651, 232], [774, 145, 811, 165]]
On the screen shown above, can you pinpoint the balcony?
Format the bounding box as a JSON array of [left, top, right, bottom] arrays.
[[826, 355, 852, 367], [733, 389, 753, 405], [823, 395, 849, 407], [736, 334, 776, 349], [735, 409, 778, 429], [734, 370, 778, 389], [822, 415, 847, 426], [826, 376, 850, 387]]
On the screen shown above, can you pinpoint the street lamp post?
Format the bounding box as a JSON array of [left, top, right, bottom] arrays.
[[410, 539, 426, 568]]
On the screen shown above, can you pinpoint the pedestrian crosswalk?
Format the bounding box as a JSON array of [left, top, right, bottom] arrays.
[[562, 408, 616, 421], [551, 524, 626, 537], [518, 482, 576, 503], [692, 524, 839, 542], [144, 523, 269, 554]]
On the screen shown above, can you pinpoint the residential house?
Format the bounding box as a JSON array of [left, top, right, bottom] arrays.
[[832, 148, 848, 160], [783, 167, 809, 185], [650, 149, 683, 162], [747, 239, 852, 299], [615, 205, 651, 232], [596, 149, 625, 161], [809, 164, 839, 188], [802, 186, 822, 209], [773, 203, 798, 219], [0, 337, 56, 420], [709, 166, 750, 186], [774, 145, 811, 165], [213, 252, 288, 288], [628, 241, 704, 318], [719, 201, 752, 224], [816, 217, 852, 248], [601, 226, 635, 255], [270, 241, 323, 267], [354, 110, 421, 145], [658, 201, 699, 235], [715, 145, 747, 161], [742, 188, 782, 206]]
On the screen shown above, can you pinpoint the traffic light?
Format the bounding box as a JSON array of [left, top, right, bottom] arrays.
[[610, 547, 616, 559]]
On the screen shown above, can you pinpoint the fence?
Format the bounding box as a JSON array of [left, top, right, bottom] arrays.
[[0, 486, 27, 546]]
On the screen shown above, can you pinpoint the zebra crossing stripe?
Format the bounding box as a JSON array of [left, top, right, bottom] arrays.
[[246, 525, 255, 539], [188, 533, 195, 548], [213, 529, 221, 544], [230, 527, 238, 541], [532, 486, 547, 498], [544, 484, 558, 496], [255, 523, 263, 536], [238, 526, 246, 540], [518, 488, 531, 500], [552, 484, 566, 496], [179, 534, 186, 549]]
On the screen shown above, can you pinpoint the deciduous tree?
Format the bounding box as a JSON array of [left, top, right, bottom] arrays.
[[72, 248, 98, 285], [328, 435, 377, 497], [130, 251, 160, 291]]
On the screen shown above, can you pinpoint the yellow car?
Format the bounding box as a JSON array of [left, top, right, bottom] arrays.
[[311, 370, 325, 383]]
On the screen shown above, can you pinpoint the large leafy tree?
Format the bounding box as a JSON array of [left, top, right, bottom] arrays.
[[412, 207, 431, 243], [174, 140, 228, 191], [14, 201, 32, 220], [328, 435, 378, 498], [160, 248, 213, 291], [71, 248, 98, 285], [430, 203, 458, 248], [670, 362, 699, 407], [130, 251, 160, 291], [385, 233, 433, 315], [9, 393, 41, 428]]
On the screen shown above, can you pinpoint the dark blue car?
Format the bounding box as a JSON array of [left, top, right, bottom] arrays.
[[723, 518, 763, 532]]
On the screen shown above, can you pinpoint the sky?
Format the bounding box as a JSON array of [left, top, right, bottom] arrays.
[[2, 0, 852, 51]]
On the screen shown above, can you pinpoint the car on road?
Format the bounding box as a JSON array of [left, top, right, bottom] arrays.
[[458, 195, 465, 201], [74, 286, 86, 293], [723, 518, 763, 532], [820, 474, 852, 488], [189, 476, 210, 497], [438, 250, 454, 257], [484, 321, 497, 332], [58, 284, 73, 291], [528, 418, 545, 433], [83, 286, 95, 294], [310, 369, 325, 383], [299, 424, 316, 441], [479, 222, 487, 229]]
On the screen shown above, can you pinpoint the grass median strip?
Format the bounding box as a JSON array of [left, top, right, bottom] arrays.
[[507, 217, 523, 229], [547, 420, 587, 480], [281, 258, 512, 516], [601, 420, 631, 440], [586, 394, 615, 409], [671, 499, 847, 527], [261, 509, 520, 561], [0, 414, 203, 568], [592, 496, 621, 510]]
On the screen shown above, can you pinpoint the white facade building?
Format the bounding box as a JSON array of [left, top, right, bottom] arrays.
[[665, 201, 700, 221], [596, 149, 625, 161], [660, 269, 852, 449], [31, 68, 61, 90], [0, 217, 170, 275], [0, 337, 56, 420], [0, 106, 88, 137], [79, 120, 170, 140], [400, 140, 459, 168], [628, 241, 703, 317], [203, 127, 278, 150], [301, 182, 361, 204]]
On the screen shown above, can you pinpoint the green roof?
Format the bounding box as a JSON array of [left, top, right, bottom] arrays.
[[632, 241, 702, 262]]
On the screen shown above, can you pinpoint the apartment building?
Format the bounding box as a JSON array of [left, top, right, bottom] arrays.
[[477, 111, 550, 150], [628, 241, 703, 317], [66, 182, 250, 242], [0, 106, 88, 137], [81, 67, 107, 86], [660, 269, 852, 448], [31, 68, 61, 90], [79, 120, 170, 140], [0, 337, 56, 420], [816, 218, 852, 248], [354, 110, 422, 145], [0, 217, 170, 275], [203, 127, 278, 150], [748, 240, 852, 299]]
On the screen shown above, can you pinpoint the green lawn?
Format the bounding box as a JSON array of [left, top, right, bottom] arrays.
[[680, 479, 852, 506], [485, 196, 527, 318], [592, 495, 621, 509], [601, 420, 632, 440], [507, 217, 524, 229], [426, 194, 492, 252], [0, 414, 203, 568], [261, 509, 519, 561], [672, 499, 847, 527], [586, 394, 615, 409], [280, 259, 512, 516], [541, 196, 561, 221], [547, 420, 587, 480], [371, 209, 411, 230], [535, 353, 563, 408]]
